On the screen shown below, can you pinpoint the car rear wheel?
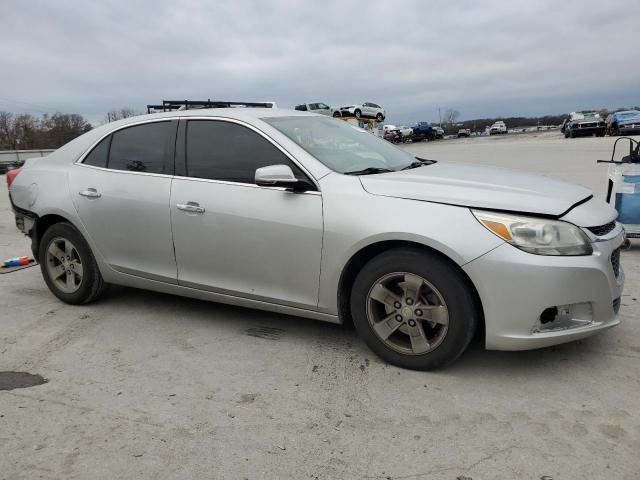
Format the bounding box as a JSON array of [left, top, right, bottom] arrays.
[[333, 111, 341, 118], [350, 248, 478, 370], [376, 113, 383, 121], [354, 109, 361, 119], [39, 222, 106, 305]]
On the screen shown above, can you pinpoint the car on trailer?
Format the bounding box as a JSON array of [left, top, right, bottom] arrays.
[[412, 122, 436, 142], [294, 102, 341, 118], [339, 102, 385, 121]]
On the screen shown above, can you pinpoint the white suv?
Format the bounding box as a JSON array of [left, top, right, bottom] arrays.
[[339, 102, 385, 121], [489, 121, 507, 135]]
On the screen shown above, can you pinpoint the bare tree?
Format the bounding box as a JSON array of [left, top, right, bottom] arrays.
[[442, 109, 461, 126], [0, 111, 16, 149], [105, 108, 139, 123], [0, 110, 92, 150]]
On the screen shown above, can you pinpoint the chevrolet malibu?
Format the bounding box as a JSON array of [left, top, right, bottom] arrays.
[[8, 109, 625, 370]]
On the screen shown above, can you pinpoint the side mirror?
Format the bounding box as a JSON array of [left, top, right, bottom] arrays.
[[255, 164, 314, 192]]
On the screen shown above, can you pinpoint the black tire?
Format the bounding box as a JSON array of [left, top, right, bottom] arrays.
[[333, 111, 341, 118], [569, 129, 575, 138], [376, 113, 383, 122], [350, 248, 478, 370], [39, 222, 107, 305], [354, 109, 361, 119]]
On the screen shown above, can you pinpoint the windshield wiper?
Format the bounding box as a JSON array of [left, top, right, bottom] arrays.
[[343, 167, 395, 176], [401, 157, 437, 170]]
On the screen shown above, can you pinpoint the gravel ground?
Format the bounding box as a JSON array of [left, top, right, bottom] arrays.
[[1, 131, 639, 479]]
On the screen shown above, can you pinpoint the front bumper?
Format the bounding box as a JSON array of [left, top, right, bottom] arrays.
[[463, 228, 625, 350], [618, 123, 640, 133], [572, 125, 605, 135]]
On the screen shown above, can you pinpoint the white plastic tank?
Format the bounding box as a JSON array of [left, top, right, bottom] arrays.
[[608, 163, 640, 237]]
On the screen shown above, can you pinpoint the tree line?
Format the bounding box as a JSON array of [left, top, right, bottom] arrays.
[[0, 112, 92, 150], [0, 108, 141, 151]]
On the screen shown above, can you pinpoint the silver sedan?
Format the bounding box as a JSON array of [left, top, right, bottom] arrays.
[[8, 109, 625, 369]]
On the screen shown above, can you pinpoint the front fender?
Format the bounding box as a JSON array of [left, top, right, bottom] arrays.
[[316, 174, 504, 315]]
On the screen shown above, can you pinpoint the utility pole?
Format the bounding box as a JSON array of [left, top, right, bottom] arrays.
[[438, 107, 441, 127]]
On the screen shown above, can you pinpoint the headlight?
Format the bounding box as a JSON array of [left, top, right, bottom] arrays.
[[472, 210, 593, 256]]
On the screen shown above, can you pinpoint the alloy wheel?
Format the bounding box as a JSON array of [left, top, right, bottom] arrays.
[[366, 272, 449, 355], [45, 237, 83, 293]]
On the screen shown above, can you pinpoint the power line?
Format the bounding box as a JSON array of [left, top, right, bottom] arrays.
[[0, 96, 59, 113]]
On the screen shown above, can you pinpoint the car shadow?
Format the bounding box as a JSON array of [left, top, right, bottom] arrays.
[[100, 285, 626, 376]]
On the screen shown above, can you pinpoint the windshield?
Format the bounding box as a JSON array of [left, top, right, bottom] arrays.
[[571, 111, 599, 120], [617, 111, 640, 120], [263, 116, 416, 173]]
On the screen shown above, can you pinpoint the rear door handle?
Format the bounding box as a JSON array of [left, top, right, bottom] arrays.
[[177, 202, 205, 214], [79, 188, 101, 198]]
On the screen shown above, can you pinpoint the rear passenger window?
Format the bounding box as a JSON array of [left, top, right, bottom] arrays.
[[83, 135, 111, 168], [108, 122, 174, 174], [185, 120, 305, 184]]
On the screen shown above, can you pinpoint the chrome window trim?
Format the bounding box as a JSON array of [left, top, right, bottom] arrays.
[[171, 174, 321, 195], [75, 115, 321, 192], [74, 162, 174, 179]]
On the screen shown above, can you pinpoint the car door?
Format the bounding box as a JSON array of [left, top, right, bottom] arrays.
[[68, 120, 178, 283], [171, 118, 323, 310], [316, 103, 331, 116]]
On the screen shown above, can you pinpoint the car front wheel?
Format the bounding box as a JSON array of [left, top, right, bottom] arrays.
[[350, 248, 478, 370], [376, 113, 383, 121], [39, 222, 106, 305], [354, 109, 361, 119]]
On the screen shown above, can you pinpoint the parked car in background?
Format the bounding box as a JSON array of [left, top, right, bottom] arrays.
[[383, 129, 401, 144], [606, 110, 640, 136], [432, 126, 445, 139], [489, 121, 507, 135], [398, 126, 413, 142], [457, 129, 471, 138], [412, 122, 436, 142], [340, 102, 385, 121], [8, 108, 625, 370], [564, 111, 605, 138], [294, 102, 340, 117], [0, 160, 24, 175]]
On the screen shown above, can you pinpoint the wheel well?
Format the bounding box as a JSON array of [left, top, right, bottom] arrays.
[[31, 214, 70, 261], [337, 240, 485, 336]]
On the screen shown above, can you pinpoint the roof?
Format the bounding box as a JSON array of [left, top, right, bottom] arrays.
[[33, 109, 317, 166]]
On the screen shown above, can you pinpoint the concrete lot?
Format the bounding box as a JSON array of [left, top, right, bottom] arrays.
[[1, 131, 639, 480]]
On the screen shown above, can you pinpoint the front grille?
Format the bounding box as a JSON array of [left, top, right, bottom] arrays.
[[611, 248, 621, 277], [588, 221, 616, 236]]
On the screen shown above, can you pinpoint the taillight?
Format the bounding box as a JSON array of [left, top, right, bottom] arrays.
[[6, 167, 21, 188]]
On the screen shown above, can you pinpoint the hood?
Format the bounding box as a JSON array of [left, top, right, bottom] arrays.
[[573, 117, 601, 124], [359, 161, 592, 217]]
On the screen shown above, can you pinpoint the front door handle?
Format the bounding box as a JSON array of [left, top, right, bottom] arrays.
[[79, 188, 101, 198], [177, 202, 205, 214]]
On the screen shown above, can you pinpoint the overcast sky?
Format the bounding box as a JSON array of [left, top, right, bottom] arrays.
[[1, 0, 638, 125]]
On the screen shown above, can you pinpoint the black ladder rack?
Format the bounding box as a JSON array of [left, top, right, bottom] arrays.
[[146, 99, 275, 114]]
